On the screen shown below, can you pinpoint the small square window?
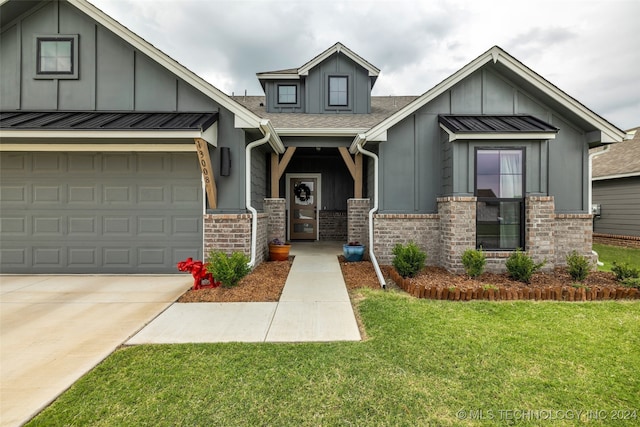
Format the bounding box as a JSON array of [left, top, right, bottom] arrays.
[[35, 35, 78, 79], [278, 85, 297, 104], [328, 76, 348, 106]]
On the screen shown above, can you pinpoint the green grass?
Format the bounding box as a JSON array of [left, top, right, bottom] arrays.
[[28, 292, 640, 426], [593, 243, 640, 272]]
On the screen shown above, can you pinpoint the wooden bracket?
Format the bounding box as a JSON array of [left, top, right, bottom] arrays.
[[339, 147, 362, 198], [271, 147, 296, 197]]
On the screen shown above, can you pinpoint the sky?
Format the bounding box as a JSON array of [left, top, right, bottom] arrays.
[[90, 0, 639, 131]]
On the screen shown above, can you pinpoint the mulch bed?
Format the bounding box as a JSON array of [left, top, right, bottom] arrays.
[[177, 256, 638, 303]]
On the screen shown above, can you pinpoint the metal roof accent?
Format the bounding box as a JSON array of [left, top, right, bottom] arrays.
[[0, 111, 218, 131], [438, 114, 559, 133]]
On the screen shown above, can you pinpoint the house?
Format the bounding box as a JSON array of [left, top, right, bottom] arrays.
[[591, 127, 640, 247], [0, 0, 627, 278]]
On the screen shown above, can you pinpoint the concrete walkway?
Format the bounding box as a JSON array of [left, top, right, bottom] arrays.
[[128, 241, 361, 344]]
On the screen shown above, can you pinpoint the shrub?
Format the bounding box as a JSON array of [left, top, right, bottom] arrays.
[[462, 248, 486, 278], [611, 261, 640, 282], [621, 277, 640, 289], [206, 251, 251, 288], [566, 250, 592, 282], [392, 241, 426, 278], [505, 249, 545, 283]]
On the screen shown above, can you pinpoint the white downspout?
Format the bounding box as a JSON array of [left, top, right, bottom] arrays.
[[246, 131, 271, 268], [589, 145, 609, 266], [355, 141, 387, 289]]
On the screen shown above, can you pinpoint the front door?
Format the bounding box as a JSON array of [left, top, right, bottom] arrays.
[[288, 175, 319, 240]]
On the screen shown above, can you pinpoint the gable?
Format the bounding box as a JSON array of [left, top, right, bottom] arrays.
[[353, 46, 626, 149]]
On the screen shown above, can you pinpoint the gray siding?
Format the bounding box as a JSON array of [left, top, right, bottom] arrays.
[[593, 177, 640, 237], [1, 0, 216, 113], [381, 66, 589, 214], [264, 80, 305, 113], [305, 53, 371, 114]]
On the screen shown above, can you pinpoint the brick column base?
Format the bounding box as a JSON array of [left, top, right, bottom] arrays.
[[204, 213, 268, 266], [264, 198, 286, 242], [437, 197, 476, 273], [347, 199, 371, 247], [526, 196, 555, 270]]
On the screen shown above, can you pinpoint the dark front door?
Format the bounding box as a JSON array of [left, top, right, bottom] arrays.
[[289, 177, 318, 240]]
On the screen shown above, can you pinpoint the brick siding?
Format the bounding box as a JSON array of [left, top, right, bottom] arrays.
[[437, 197, 477, 273], [373, 214, 440, 265], [203, 212, 268, 265], [555, 213, 594, 265], [593, 233, 640, 249], [347, 199, 371, 247], [319, 210, 348, 241]]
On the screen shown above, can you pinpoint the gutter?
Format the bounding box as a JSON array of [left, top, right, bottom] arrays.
[[245, 120, 284, 268], [589, 145, 610, 267], [353, 134, 387, 289]]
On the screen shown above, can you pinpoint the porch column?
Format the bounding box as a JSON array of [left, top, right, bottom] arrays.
[[437, 196, 476, 273], [347, 198, 370, 247], [339, 147, 363, 198], [264, 198, 286, 242]]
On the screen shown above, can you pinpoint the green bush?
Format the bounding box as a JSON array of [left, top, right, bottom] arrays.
[[621, 277, 640, 289], [462, 248, 486, 278], [505, 249, 545, 283], [392, 241, 427, 278], [206, 251, 251, 288], [611, 261, 640, 282], [566, 250, 592, 282]]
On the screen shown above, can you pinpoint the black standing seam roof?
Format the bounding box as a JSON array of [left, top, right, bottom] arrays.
[[438, 114, 559, 133], [0, 111, 218, 131]]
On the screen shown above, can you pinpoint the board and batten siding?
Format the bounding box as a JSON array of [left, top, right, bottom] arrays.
[[592, 177, 640, 237], [0, 0, 216, 112], [379, 66, 589, 214]]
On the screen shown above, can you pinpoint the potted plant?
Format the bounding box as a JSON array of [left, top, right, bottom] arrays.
[[343, 241, 365, 262], [268, 238, 291, 261]]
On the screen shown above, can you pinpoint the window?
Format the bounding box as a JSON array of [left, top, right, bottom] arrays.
[[35, 35, 78, 79], [475, 148, 524, 250], [277, 85, 297, 104], [328, 76, 348, 106]]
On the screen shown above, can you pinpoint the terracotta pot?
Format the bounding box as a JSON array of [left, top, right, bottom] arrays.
[[269, 244, 291, 261]]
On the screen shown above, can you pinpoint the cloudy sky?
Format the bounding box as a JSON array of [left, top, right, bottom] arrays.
[[90, 0, 639, 130]]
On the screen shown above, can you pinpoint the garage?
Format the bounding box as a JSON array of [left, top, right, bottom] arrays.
[[0, 152, 203, 274]]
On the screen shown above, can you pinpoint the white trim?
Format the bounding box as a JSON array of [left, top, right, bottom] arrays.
[[0, 143, 196, 152], [353, 46, 626, 151], [285, 173, 321, 241], [592, 171, 640, 181], [0, 128, 215, 143], [275, 127, 369, 137], [298, 42, 380, 77], [255, 73, 299, 80]]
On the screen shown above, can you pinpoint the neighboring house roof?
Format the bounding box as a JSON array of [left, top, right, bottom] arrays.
[[233, 95, 418, 136], [592, 127, 640, 180], [256, 42, 380, 89], [351, 46, 626, 151], [0, 111, 217, 131]]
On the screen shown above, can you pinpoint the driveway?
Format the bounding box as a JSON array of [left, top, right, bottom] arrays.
[[0, 275, 190, 427]]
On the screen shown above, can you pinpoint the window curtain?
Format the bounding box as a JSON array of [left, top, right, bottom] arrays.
[[499, 150, 522, 198], [499, 151, 522, 248]]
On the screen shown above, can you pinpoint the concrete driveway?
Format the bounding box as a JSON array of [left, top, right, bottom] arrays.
[[0, 275, 191, 427]]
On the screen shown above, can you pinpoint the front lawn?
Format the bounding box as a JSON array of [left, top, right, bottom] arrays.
[[593, 243, 640, 272], [28, 292, 639, 426]]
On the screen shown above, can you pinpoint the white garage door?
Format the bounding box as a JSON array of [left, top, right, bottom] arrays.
[[0, 152, 203, 273]]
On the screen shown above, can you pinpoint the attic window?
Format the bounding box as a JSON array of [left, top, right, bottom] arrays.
[[277, 85, 297, 104], [328, 76, 348, 106], [35, 35, 79, 79]]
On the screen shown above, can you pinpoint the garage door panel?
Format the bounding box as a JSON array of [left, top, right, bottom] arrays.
[[0, 152, 203, 273]]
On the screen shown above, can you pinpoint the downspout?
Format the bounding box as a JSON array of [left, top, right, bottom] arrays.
[[589, 145, 609, 266], [355, 138, 387, 289], [246, 131, 271, 268]]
